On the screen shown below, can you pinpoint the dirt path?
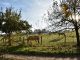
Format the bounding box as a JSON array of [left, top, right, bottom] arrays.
[[2, 54, 80, 60]]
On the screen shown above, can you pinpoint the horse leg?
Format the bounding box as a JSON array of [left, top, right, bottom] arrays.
[[35, 39, 39, 44]]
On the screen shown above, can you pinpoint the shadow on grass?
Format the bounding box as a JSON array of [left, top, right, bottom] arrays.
[[6, 47, 80, 58], [6, 50, 80, 58], [0, 45, 80, 58]]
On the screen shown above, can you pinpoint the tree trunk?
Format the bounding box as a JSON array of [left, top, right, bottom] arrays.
[[8, 33, 11, 46], [74, 22, 80, 46]]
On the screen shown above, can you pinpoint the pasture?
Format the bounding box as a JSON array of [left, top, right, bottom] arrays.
[[0, 31, 79, 56]]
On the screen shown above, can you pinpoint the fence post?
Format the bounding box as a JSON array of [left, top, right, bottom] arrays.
[[22, 37, 25, 45], [41, 36, 42, 44]]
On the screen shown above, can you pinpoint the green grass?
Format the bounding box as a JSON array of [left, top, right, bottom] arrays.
[[0, 31, 80, 56]]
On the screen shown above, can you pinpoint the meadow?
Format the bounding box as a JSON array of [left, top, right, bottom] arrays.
[[0, 31, 79, 56]]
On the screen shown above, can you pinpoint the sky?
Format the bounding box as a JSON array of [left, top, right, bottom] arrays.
[[0, 0, 53, 31]]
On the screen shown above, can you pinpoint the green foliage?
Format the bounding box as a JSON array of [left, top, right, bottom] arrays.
[[18, 20, 31, 30], [0, 7, 31, 33]]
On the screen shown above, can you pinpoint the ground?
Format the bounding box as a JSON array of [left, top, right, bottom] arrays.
[[1, 54, 80, 60]]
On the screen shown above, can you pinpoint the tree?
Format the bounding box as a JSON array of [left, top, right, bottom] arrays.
[[60, 0, 80, 46], [42, 29, 47, 33], [47, 0, 80, 46], [34, 29, 42, 34], [0, 7, 31, 46]]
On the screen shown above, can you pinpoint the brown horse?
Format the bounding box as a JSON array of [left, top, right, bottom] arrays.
[[27, 36, 42, 44]]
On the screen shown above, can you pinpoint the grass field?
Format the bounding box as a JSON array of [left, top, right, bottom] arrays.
[[0, 31, 80, 56]]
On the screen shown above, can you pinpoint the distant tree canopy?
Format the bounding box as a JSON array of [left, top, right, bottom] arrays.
[[34, 29, 42, 34], [0, 7, 31, 45]]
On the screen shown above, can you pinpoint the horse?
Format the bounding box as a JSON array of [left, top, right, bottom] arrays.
[[27, 36, 42, 44]]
